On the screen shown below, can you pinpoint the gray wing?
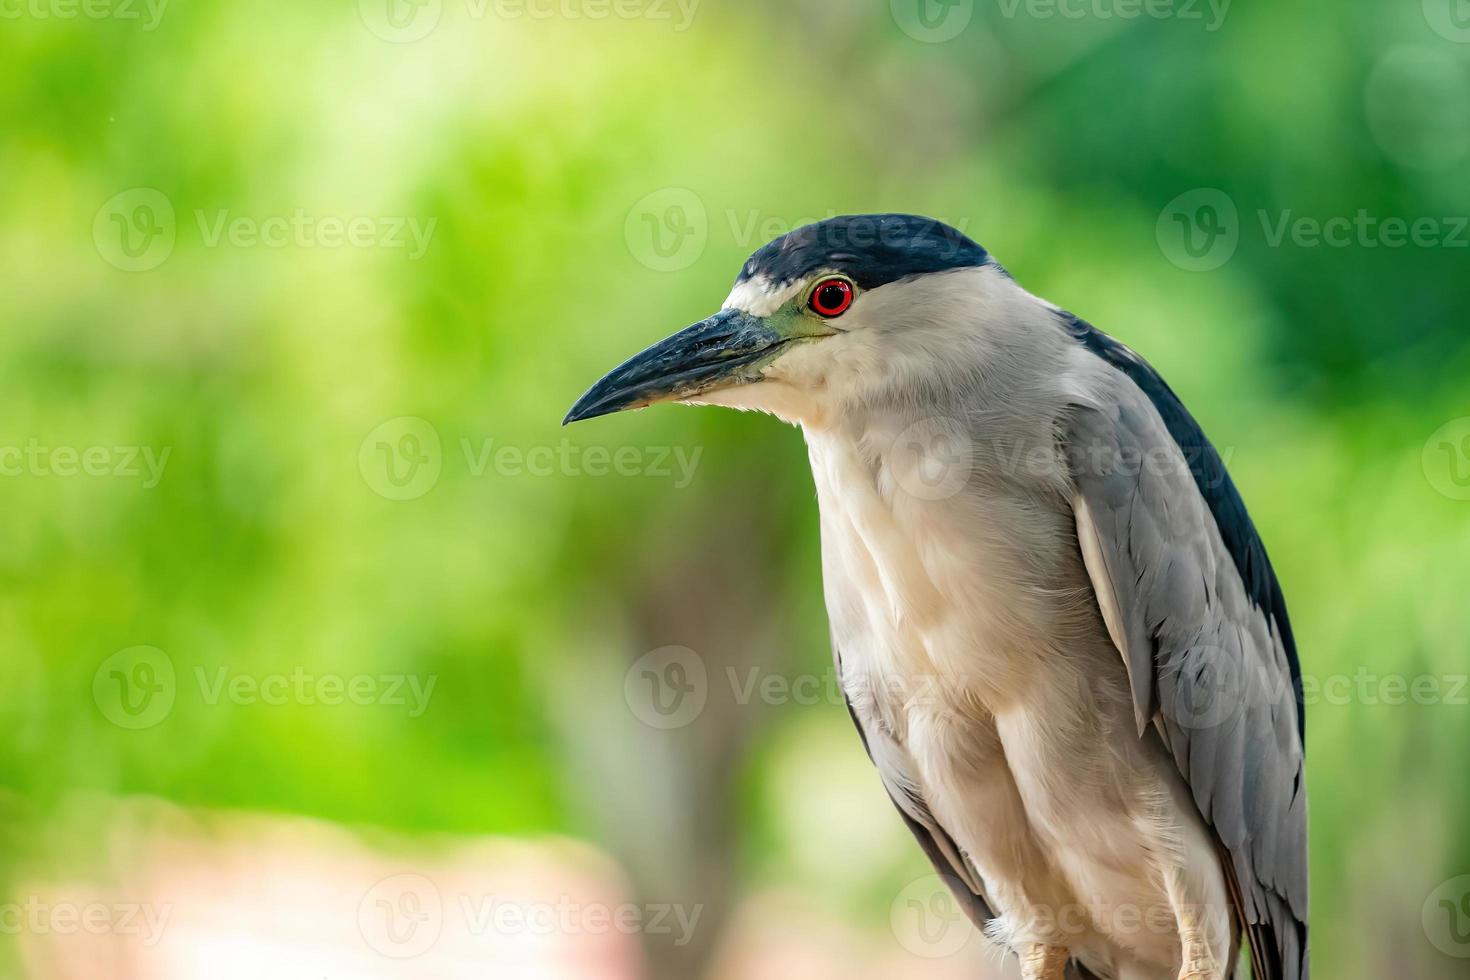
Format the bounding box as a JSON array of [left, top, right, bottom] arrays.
[[839, 681, 994, 927], [1061, 317, 1308, 980]]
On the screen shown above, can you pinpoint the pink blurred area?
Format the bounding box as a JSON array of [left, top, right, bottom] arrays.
[[707, 892, 1010, 980], [16, 800, 646, 980], [12, 799, 1011, 980]]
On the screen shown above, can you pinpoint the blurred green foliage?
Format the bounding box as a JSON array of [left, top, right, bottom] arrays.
[[1, 1, 1469, 977]]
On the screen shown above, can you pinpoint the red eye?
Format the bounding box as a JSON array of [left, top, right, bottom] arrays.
[[809, 278, 854, 318]]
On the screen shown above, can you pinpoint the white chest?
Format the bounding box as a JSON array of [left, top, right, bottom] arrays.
[[804, 424, 1090, 735]]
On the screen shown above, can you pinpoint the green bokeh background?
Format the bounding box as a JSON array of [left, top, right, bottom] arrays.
[[2, 1, 1469, 977]]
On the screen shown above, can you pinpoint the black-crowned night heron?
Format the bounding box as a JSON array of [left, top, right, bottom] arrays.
[[565, 214, 1307, 980]]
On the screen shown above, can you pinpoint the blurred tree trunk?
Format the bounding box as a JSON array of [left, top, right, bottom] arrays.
[[548, 466, 806, 980]]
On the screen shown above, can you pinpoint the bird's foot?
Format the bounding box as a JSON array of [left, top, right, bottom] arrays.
[[1177, 961, 1223, 980], [1174, 907, 1225, 980], [1019, 942, 1070, 980]]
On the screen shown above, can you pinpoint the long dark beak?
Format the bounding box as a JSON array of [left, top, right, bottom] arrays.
[[563, 309, 786, 425]]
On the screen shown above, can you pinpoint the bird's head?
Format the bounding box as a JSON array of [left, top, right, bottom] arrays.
[[564, 213, 1014, 429]]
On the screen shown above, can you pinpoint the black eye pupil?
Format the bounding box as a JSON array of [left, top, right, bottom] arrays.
[[817, 283, 847, 312]]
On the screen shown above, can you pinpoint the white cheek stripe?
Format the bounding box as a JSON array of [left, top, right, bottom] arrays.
[[722, 275, 806, 318]]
